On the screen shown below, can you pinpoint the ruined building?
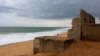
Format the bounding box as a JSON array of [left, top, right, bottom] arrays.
[[33, 9, 100, 55], [68, 9, 100, 41], [34, 36, 73, 54]]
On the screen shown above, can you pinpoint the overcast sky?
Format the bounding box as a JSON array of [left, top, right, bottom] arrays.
[[0, 0, 100, 27]]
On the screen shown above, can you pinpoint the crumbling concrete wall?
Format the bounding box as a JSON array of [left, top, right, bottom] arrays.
[[82, 24, 100, 41], [80, 9, 95, 24], [68, 9, 100, 41], [34, 36, 73, 54], [80, 9, 100, 41], [68, 17, 81, 40]]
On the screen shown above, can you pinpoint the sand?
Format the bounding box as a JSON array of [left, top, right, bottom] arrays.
[[33, 41, 100, 56], [57, 32, 68, 38], [0, 32, 100, 56], [0, 32, 68, 56], [0, 40, 33, 56], [58, 41, 100, 56]]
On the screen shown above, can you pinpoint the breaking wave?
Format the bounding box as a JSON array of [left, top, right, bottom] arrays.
[[0, 28, 70, 46]]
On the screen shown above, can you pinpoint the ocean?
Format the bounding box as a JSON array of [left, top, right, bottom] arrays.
[[0, 27, 70, 45]]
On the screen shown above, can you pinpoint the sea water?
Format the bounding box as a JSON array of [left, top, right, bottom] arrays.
[[0, 27, 70, 45]]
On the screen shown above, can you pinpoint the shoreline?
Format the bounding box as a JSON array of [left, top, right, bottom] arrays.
[[0, 28, 69, 46], [0, 40, 33, 47], [0, 32, 68, 56]]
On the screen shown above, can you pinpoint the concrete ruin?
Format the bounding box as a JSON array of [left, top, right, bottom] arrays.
[[34, 36, 73, 54], [68, 9, 100, 41], [33, 9, 100, 55]]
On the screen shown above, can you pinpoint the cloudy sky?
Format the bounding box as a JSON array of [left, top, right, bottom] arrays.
[[0, 0, 100, 27]]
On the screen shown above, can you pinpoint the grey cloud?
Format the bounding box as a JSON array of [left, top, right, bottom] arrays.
[[0, 5, 20, 13], [0, 0, 100, 19], [15, 0, 80, 19]]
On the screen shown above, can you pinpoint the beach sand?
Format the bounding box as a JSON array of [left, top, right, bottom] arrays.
[[57, 32, 68, 38], [0, 32, 68, 56], [0, 40, 33, 56], [0, 32, 100, 56], [57, 41, 100, 56]]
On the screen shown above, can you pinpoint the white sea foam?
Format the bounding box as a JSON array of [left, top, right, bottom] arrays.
[[0, 28, 70, 46]]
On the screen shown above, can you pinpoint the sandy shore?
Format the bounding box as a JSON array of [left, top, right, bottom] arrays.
[[1, 32, 100, 56], [0, 32, 68, 56], [0, 40, 33, 56]]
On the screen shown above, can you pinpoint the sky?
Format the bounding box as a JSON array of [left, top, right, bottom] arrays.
[[0, 0, 100, 27]]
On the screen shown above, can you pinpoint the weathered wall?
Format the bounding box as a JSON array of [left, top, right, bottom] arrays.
[[80, 9, 100, 41], [34, 36, 70, 54], [68, 9, 100, 41], [80, 9, 95, 24], [82, 24, 100, 41], [68, 17, 81, 40], [39, 39, 65, 53]]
